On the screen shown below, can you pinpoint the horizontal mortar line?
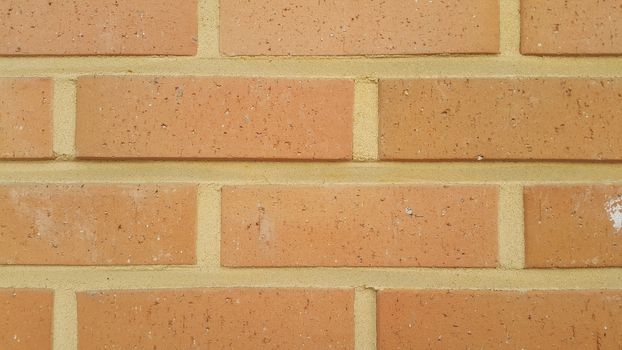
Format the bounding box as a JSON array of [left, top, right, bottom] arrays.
[[2, 56, 622, 78], [2, 162, 622, 183], [0, 268, 620, 290]]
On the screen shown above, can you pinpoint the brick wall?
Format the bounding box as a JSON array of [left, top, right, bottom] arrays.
[[1, 0, 622, 349]]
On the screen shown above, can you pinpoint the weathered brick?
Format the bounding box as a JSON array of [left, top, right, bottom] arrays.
[[78, 288, 354, 349], [524, 185, 622, 268], [221, 186, 498, 267], [220, 0, 499, 55], [0, 289, 53, 350], [379, 79, 622, 160], [0, 0, 197, 55], [378, 290, 622, 349], [0, 184, 196, 265], [76, 76, 353, 160], [522, 0, 622, 55], [0, 78, 53, 159]]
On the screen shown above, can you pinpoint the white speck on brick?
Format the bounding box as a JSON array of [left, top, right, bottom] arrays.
[[605, 196, 622, 233], [258, 214, 274, 246]]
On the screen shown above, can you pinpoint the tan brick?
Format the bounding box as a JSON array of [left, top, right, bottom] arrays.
[[78, 288, 354, 349], [379, 78, 622, 160], [524, 185, 622, 268], [0, 184, 196, 265], [0, 289, 53, 350], [76, 76, 353, 160], [221, 186, 498, 267], [0, 78, 53, 159], [0, 0, 197, 56], [377, 290, 622, 349], [522, 0, 622, 55], [220, 0, 499, 56]]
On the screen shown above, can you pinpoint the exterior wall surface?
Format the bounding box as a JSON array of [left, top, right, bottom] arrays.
[[1, 0, 622, 349]]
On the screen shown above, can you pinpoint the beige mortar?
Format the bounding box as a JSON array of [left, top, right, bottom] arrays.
[[51, 78, 76, 159]]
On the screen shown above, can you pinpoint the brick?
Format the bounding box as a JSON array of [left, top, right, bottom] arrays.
[[0, 0, 197, 56], [76, 76, 353, 160], [0, 289, 53, 350], [377, 290, 622, 349], [521, 0, 622, 55], [0, 184, 196, 265], [0, 78, 53, 159], [379, 78, 622, 160], [220, 0, 499, 56], [524, 185, 622, 268], [78, 288, 354, 349], [221, 186, 498, 267]]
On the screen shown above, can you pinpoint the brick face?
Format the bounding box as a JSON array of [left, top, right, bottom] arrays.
[[377, 290, 622, 349], [0, 78, 53, 159], [220, 0, 500, 56], [521, 0, 622, 55], [0, 184, 196, 265], [524, 185, 622, 268], [221, 186, 499, 267], [0, 289, 53, 350], [3, 1, 622, 348], [77, 288, 354, 350], [379, 79, 622, 160], [0, 0, 197, 55], [76, 76, 354, 160]]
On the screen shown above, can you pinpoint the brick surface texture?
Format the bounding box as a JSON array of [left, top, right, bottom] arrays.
[[0, 0, 197, 55], [1, 0, 621, 348], [0, 289, 53, 350], [521, 0, 622, 55], [78, 288, 354, 349], [0, 78, 53, 159], [76, 76, 354, 160], [524, 185, 622, 268], [379, 78, 622, 160], [221, 185, 498, 267], [220, 0, 500, 56], [0, 184, 196, 265], [378, 290, 622, 349]]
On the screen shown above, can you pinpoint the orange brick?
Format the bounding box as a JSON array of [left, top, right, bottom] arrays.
[[0, 0, 197, 55], [78, 288, 354, 349], [0, 184, 196, 265], [378, 290, 622, 349], [522, 0, 622, 55], [524, 185, 622, 268], [379, 78, 622, 160], [76, 76, 353, 160], [221, 186, 498, 267], [220, 0, 499, 56], [0, 289, 53, 350], [0, 78, 53, 159]]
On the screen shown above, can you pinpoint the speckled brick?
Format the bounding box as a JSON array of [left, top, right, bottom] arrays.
[[522, 0, 622, 55], [76, 76, 353, 160], [77, 288, 354, 350], [0, 184, 196, 265], [379, 78, 622, 160], [0, 0, 197, 55], [221, 186, 498, 267], [0, 78, 53, 159], [220, 0, 499, 56], [0, 289, 53, 350], [524, 185, 622, 268], [377, 290, 622, 349]]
